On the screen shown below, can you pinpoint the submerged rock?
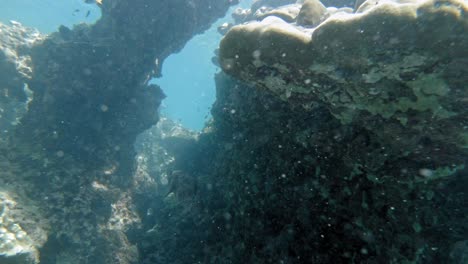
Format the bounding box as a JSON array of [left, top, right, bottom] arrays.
[[1, 0, 235, 263], [220, 0, 468, 160], [0, 22, 42, 134], [254, 4, 302, 23], [251, 0, 298, 13], [296, 0, 328, 27], [0, 191, 47, 264], [200, 2, 468, 260]]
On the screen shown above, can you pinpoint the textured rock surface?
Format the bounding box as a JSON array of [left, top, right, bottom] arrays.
[[136, 75, 466, 262], [0, 192, 45, 264], [220, 0, 468, 163], [131, 0, 467, 262], [1, 0, 466, 263], [0, 22, 41, 135], [297, 0, 328, 27], [0, 0, 234, 263]]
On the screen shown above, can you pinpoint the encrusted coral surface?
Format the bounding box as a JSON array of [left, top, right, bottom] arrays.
[[0, 22, 41, 134], [135, 0, 467, 262], [220, 0, 468, 165], [0, 0, 466, 263], [0, 0, 235, 263], [0, 193, 37, 262]]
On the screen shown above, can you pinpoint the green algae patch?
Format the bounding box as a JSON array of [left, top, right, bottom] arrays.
[[330, 73, 455, 124], [406, 74, 455, 118]]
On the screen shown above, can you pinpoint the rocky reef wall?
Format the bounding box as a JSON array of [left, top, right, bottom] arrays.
[[0, 0, 466, 263], [0, 0, 234, 263], [134, 0, 467, 263]]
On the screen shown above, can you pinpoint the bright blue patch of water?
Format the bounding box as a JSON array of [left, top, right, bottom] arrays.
[[0, 0, 101, 33]]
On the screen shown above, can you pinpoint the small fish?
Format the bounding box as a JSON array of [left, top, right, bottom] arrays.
[[84, 0, 102, 5], [9, 20, 22, 26], [86, 10, 91, 17]]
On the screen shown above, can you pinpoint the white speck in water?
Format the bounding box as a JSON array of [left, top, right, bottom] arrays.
[[419, 168, 433, 177], [83, 68, 92, 76], [252, 50, 261, 59], [100, 104, 109, 112], [56, 150, 64, 157]]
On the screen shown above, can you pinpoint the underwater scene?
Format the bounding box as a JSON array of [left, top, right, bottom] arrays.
[[0, 0, 467, 263]]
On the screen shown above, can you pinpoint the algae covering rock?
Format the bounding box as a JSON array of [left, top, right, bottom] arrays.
[[184, 0, 468, 262], [0, 0, 236, 263], [139, 70, 466, 262], [220, 0, 468, 165]]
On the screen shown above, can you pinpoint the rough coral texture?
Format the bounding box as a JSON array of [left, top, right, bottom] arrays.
[[0, 192, 44, 264], [220, 0, 468, 163], [0, 0, 466, 263], [129, 0, 467, 263], [0, 0, 234, 263], [134, 68, 465, 262], [0, 22, 41, 135]]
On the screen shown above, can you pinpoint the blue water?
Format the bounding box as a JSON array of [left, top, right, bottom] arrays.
[[153, 0, 254, 131], [151, 24, 222, 131], [0, 0, 253, 131], [0, 0, 101, 33]]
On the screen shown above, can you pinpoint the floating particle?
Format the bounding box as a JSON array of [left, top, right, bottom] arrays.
[[252, 50, 261, 59], [83, 68, 92, 76], [100, 104, 109, 112], [419, 168, 433, 177]]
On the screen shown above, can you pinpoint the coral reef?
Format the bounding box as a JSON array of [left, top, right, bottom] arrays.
[[0, 22, 41, 135], [220, 0, 468, 165], [0, 0, 466, 263], [134, 0, 467, 262], [0, 143, 49, 264], [0, 0, 235, 263], [0, 193, 41, 264]]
